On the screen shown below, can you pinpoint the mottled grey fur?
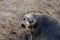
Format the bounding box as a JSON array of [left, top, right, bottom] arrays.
[[20, 13, 60, 40]]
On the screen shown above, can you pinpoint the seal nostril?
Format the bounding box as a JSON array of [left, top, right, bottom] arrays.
[[21, 24, 26, 28]]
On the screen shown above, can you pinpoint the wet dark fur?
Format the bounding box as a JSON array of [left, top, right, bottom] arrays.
[[28, 14, 60, 40], [21, 13, 60, 40]]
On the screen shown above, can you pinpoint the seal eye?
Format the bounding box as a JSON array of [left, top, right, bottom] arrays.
[[23, 18, 25, 20]]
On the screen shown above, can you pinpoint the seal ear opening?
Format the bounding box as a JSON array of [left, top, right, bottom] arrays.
[[31, 19, 36, 27], [29, 20, 33, 23]]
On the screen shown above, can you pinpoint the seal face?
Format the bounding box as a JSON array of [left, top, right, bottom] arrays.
[[20, 13, 36, 28]]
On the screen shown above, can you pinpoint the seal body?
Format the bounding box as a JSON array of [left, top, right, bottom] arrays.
[[20, 13, 60, 40]]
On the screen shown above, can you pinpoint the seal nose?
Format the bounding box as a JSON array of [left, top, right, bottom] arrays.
[[21, 24, 26, 28]]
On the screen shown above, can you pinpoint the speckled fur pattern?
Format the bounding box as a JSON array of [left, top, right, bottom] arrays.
[[20, 13, 60, 40]]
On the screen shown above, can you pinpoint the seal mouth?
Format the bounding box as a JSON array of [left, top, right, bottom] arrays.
[[21, 24, 26, 28]]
